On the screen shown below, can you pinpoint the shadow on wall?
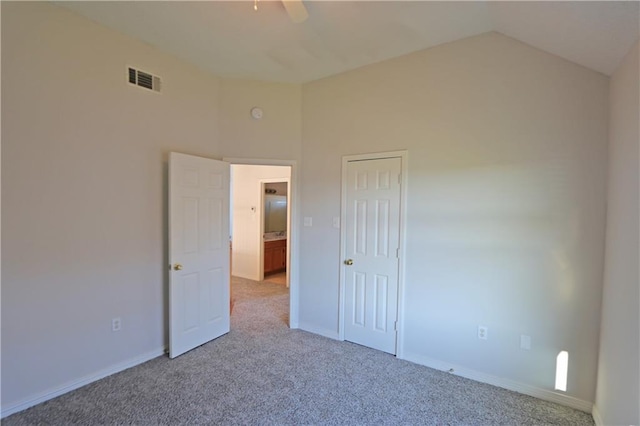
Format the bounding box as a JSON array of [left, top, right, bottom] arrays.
[[404, 159, 601, 393]]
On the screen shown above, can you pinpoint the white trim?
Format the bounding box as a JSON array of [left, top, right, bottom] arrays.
[[591, 404, 604, 426], [223, 157, 299, 329], [396, 152, 409, 359], [223, 157, 296, 168], [338, 150, 408, 357], [298, 322, 340, 340], [403, 351, 594, 414], [338, 157, 347, 341], [1, 347, 165, 418]]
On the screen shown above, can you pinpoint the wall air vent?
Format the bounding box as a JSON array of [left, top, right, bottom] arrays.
[[128, 67, 161, 93]]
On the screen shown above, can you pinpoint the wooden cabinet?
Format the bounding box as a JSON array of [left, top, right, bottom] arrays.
[[264, 239, 286, 275]]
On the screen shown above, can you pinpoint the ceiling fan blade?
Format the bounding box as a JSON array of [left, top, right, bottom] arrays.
[[282, 0, 309, 23]]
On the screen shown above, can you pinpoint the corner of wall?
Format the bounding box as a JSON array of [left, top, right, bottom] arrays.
[[298, 322, 340, 341], [591, 404, 604, 426], [1, 347, 165, 419], [402, 352, 594, 414]]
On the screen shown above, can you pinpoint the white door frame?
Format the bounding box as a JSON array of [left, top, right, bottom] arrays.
[[224, 157, 299, 329], [339, 150, 408, 358]]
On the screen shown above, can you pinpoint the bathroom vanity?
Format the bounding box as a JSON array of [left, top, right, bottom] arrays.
[[264, 238, 286, 275]]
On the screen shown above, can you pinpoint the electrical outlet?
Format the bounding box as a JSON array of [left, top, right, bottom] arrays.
[[112, 317, 122, 332], [478, 325, 488, 340]]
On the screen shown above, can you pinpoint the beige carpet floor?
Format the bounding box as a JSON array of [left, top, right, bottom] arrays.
[[3, 276, 593, 425], [263, 271, 287, 286]]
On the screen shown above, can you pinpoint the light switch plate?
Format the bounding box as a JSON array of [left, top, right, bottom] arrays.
[[520, 334, 531, 350], [303, 217, 313, 227], [332, 217, 340, 228]]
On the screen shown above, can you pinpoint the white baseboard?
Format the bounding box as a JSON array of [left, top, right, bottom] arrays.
[[1, 347, 166, 419], [402, 351, 593, 413], [298, 322, 340, 340], [591, 404, 604, 426]]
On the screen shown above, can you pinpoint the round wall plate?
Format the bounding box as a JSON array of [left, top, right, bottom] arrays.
[[250, 107, 263, 120]]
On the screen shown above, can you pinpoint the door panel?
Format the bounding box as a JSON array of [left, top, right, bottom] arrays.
[[353, 272, 366, 326], [169, 152, 230, 358], [375, 200, 390, 257], [204, 267, 224, 322], [355, 200, 367, 254], [344, 157, 401, 354], [182, 273, 200, 331], [374, 274, 388, 332]]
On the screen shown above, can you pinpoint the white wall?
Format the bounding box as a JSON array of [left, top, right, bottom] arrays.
[[300, 32, 608, 407], [217, 78, 301, 283], [594, 41, 640, 426], [231, 165, 290, 281], [1, 1, 624, 417], [218, 78, 302, 161], [0, 2, 300, 414]]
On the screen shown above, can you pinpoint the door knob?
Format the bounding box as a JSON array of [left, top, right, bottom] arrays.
[[173, 263, 183, 271], [344, 259, 353, 266]]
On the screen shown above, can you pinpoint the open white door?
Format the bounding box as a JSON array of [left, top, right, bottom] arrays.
[[343, 157, 402, 354], [169, 152, 230, 358]]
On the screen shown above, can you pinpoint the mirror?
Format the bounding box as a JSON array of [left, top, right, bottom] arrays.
[[264, 182, 287, 234], [264, 195, 287, 232]]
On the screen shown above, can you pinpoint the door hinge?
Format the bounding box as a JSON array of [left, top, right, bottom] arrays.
[[394, 321, 398, 331], [396, 248, 400, 258]]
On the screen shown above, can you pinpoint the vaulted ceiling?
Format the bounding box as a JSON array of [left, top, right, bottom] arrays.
[[57, 1, 639, 83]]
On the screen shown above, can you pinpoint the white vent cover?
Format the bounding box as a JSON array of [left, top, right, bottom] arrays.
[[128, 67, 161, 93]]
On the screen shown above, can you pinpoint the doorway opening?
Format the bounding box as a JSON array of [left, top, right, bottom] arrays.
[[227, 160, 297, 327]]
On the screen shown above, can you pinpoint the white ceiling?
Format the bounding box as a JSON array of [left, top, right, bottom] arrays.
[[57, 1, 639, 83]]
